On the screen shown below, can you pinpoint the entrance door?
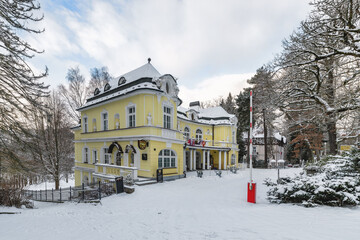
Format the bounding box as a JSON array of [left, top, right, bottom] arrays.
[[185, 151, 190, 171], [196, 151, 201, 169]]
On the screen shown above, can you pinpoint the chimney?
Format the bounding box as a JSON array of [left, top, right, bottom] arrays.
[[189, 101, 201, 112]]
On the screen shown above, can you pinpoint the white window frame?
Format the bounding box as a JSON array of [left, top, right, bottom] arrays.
[[83, 147, 89, 163], [101, 110, 109, 131], [83, 115, 88, 133], [196, 128, 203, 141], [92, 149, 98, 164], [126, 103, 136, 128], [103, 147, 111, 164], [184, 127, 190, 140], [163, 106, 172, 129], [158, 149, 177, 168]]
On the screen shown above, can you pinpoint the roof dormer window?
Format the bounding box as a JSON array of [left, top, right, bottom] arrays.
[[166, 82, 170, 94], [94, 88, 100, 96], [104, 83, 111, 92], [118, 77, 126, 86]]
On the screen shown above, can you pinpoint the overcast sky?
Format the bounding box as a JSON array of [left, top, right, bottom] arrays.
[[29, 0, 312, 107]]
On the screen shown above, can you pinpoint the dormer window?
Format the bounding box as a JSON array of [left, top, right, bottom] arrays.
[[192, 113, 195, 121], [104, 83, 111, 92], [166, 82, 170, 94], [118, 77, 126, 86], [94, 88, 100, 96]]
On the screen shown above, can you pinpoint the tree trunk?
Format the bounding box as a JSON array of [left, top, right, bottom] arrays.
[[263, 109, 268, 168], [326, 118, 337, 155], [55, 176, 60, 190]]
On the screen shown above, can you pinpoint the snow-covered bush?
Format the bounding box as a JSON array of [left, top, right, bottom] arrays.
[[0, 182, 33, 208], [265, 148, 360, 207]]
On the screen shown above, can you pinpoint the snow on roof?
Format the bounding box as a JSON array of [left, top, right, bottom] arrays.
[[110, 62, 161, 87], [177, 105, 235, 125], [199, 106, 234, 119], [79, 82, 160, 110]]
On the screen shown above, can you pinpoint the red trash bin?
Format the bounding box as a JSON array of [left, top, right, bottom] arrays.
[[247, 182, 256, 203]]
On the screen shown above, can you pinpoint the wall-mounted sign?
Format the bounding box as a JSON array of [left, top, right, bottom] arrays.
[[142, 153, 148, 160], [138, 139, 148, 150]]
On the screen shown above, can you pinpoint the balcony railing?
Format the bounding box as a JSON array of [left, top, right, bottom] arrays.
[[95, 163, 138, 180]]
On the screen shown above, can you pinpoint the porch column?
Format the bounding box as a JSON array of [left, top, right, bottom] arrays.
[[193, 150, 196, 170], [202, 150, 206, 169], [207, 151, 210, 170], [224, 151, 227, 169], [183, 149, 186, 171], [218, 151, 222, 170], [190, 149, 193, 170]]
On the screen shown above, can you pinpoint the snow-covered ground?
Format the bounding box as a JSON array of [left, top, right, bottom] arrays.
[[25, 177, 75, 190], [1, 168, 360, 240]]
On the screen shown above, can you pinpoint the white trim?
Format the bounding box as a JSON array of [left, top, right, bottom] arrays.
[[92, 148, 98, 164], [195, 128, 203, 141], [82, 146, 89, 163], [126, 102, 136, 128], [101, 109, 109, 131], [158, 149, 177, 168], [162, 100, 174, 130], [82, 115, 88, 133]]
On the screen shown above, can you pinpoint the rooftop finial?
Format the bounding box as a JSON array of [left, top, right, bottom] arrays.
[[148, 57, 151, 63]]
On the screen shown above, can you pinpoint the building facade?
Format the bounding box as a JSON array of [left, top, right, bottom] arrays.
[[73, 60, 238, 186]]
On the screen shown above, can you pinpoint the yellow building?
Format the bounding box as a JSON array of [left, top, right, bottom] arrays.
[[73, 59, 239, 186]]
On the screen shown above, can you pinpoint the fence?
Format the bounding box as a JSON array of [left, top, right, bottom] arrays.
[[21, 181, 116, 203]]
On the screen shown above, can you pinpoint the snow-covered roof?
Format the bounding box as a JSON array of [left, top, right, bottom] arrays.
[[110, 62, 161, 87], [78, 61, 181, 111], [177, 106, 236, 125], [243, 128, 287, 143]]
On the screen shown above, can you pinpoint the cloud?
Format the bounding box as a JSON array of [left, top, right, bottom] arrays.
[[28, 0, 311, 96], [178, 73, 253, 107]]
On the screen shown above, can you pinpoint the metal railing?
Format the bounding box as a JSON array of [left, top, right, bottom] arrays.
[[21, 181, 116, 203]]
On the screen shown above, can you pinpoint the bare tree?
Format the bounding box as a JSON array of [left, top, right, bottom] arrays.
[[58, 66, 87, 124], [29, 91, 74, 189], [0, 0, 48, 184], [86, 66, 111, 95]]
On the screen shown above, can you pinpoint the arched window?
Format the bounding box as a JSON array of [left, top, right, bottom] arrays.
[[158, 149, 176, 168], [231, 154, 236, 165], [104, 83, 111, 92], [118, 77, 126, 85], [115, 151, 122, 166], [166, 82, 170, 94], [196, 129, 202, 141], [183, 127, 190, 140], [94, 88, 100, 96]]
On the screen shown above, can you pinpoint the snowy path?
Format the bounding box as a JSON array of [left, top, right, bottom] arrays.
[[1, 168, 360, 240]]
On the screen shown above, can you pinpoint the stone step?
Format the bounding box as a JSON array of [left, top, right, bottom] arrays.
[[135, 180, 157, 186]]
